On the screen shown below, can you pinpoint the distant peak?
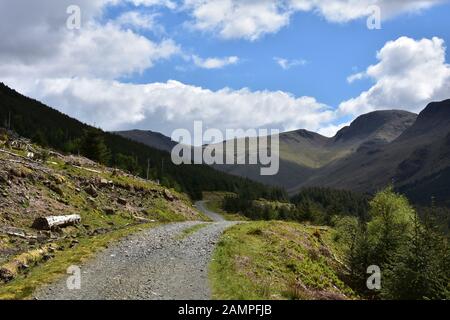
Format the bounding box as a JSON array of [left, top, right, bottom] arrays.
[[397, 99, 450, 139], [418, 99, 450, 121], [334, 110, 417, 143], [294, 129, 321, 139], [281, 129, 329, 144]]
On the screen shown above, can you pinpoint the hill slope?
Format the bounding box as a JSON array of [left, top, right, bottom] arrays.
[[0, 83, 276, 200], [115, 130, 177, 153], [305, 100, 450, 205], [208, 109, 417, 190], [0, 132, 210, 297], [210, 221, 356, 300]]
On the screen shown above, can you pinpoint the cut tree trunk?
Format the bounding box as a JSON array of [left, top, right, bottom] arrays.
[[32, 214, 81, 230]]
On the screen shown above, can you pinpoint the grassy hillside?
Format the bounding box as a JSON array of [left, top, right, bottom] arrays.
[[212, 110, 417, 192], [0, 83, 277, 200], [213, 188, 450, 301], [209, 221, 356, 300], [0, 134, 208, 299]]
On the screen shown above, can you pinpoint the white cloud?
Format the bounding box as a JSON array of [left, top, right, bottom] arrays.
[[181, 0, 444, 40], [317, 121, 351, 137], [290, 0, 444, 23], [127, 0, 177, 9], [2, 1, 448, 141], [115, 11, 164, 32], [4, 78, 335, 137], [192, 55, 239, 69], [0, 23, 179, 80], [0, 0, 110, 61], [347, 72, 366, 83], [274, 57, 307, 70], [340, 36, 450, 115], [183, 0, 291, 41], [0, 0, 180, 81]]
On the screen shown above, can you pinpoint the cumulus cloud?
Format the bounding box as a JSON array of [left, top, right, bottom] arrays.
[[115, 11, 164, 32], [0, 0, 180, 81], [183, 0, 291, 41], [128, 0, 177, 9], [192, 55, 239, 69], [4, 78, 336, 137], [0, 0, 110, 61], [181, 0, 443, 40], [1, 0, 448, 141], [274, 57, 307, 70], [1, 24, 179, 80], [290, 0, 444, 23], [340, 36, 450, 115], [317, 121, 351, 137]]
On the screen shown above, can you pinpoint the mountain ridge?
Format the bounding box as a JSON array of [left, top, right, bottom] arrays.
[[117, 102, 450, 205], [115, 129, 177, 153]]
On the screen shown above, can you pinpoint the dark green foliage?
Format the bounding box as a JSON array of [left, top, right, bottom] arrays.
[[0, 83, 273, 200], [113, 153, 141, 175], [222, 186, 290, 220], [222, 187, 369, 224], [291, 187, 370, 223], [80, 129, 111, 164], [336, 188, 449, 299], [382, 213, 450, 299], [416, 205, 450, 235]]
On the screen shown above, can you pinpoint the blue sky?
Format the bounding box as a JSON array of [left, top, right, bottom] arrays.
[[114, 1, 450, 106], [1, 0, 450, 137]]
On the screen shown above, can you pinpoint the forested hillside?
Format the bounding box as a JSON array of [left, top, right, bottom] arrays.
[[0, 83, 280, 200]]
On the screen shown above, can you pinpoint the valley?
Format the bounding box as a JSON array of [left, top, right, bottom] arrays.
[[119, 102, 450, 207], [0, 84, 449, 301]]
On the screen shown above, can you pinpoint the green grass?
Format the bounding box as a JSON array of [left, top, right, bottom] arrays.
[[177, 223, 209, 240], [0, 147, 206, 299], [209, 221, 356, 300], [0, 144, 214, 300], [0, 222, 160, 300]]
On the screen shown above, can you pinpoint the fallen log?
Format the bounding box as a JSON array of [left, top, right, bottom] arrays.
[[32, 214, 81, 230], [0, 227, 37, 240]]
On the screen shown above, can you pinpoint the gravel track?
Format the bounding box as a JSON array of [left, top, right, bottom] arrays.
[[34, 202, 235, 300]]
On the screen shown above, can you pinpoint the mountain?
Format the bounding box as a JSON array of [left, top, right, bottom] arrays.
[[0, 83, 280, 200], [99, 95, 450, 206], [115, 130, 177, 153], [334, 110, 417, 143], [293, 100, 450, 205], [209, 109, 418, 191]]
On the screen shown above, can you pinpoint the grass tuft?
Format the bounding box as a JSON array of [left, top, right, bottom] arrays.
[[177, 223, 209, 240]]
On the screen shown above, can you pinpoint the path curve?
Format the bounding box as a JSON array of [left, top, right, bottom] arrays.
[[195, 200, 225, 222]]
